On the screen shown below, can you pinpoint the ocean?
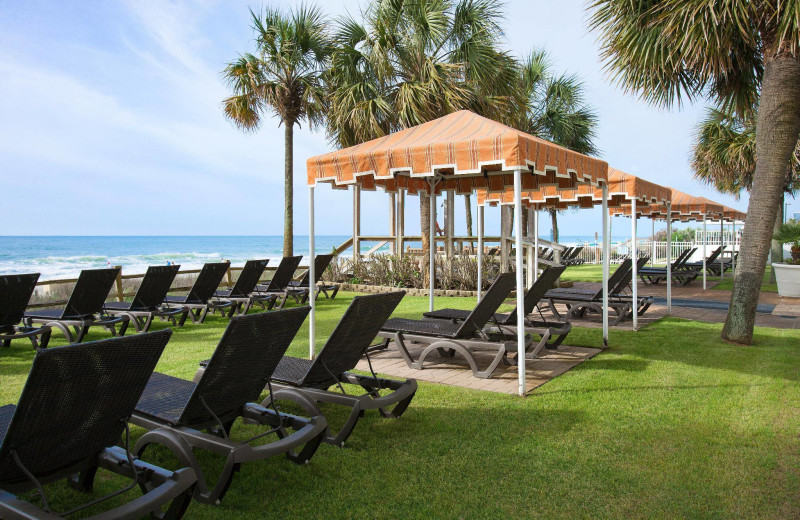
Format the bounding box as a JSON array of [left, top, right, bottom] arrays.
[[0, 235, 630, 280]]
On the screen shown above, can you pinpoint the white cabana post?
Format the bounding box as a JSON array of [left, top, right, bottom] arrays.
[[666, 203, 672, 315], [533, 210, 539, 284], [477, 204, 484, 301], [631, 197, 638, 330], [720, 217, 725, 280], [429, 184, 436, 312], [602, 184, 609, 347], [513, 169, 526, 396], [308, 186, 316, 359], [702, 214, 707, 290], [731, 221, 736, 275]]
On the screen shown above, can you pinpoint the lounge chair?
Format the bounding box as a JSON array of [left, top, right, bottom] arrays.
[[376, 272, 533, 379], [254, 255, 302, 309], [24, 268, 129, 343], [212, 259, 271, 316], [256, 291, 416, 447], [422, 265, 572, 348], [103, 264, 184, 332], [131, 307, 327, 505], [0, 330, 197, 520], [564, 246, 584, 265], [546, 258, 653, 325], [683, 246, 722, 272], [0, 273, 52, 350], [285, 254, 339, 303], [162, 262, 232, 325], [638, 247, 697, 286]]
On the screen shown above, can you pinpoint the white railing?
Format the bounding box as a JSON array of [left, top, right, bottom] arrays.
[[694, 230, 741, 245], [572, 241, 715, 265]]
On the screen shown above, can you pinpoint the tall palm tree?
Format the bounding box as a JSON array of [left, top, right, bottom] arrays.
[[222, 5, 330, 256], [588, 1, 800, 344], [692, 107, 800, 277], [513, 50, 599, 248], [325, 0, 521, 283]]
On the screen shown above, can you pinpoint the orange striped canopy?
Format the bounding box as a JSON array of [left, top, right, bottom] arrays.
[[611, 189, 724, 221], [477, 167, 670, 210], [306, 110, 608, 195], [722, 206, 746, 222]]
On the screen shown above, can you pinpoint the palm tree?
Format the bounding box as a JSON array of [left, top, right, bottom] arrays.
[[513, 50, 599, 249], [325, 0, 521, 283], [588, 1, 800, 344], [692, 106, 800, 278], [222, 5, 330, 256]]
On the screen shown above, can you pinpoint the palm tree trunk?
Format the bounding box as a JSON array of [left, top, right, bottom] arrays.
[[420, 195, 431, 286], [283, 122, 294, 256], [549, 209, 559, 243], [723, 52, 800, 344], [770, 193, 785, 283]]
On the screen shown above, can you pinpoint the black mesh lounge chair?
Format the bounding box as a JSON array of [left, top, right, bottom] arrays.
[[286, 254, 339, 304], [249, 292, 416, 447], [254, 255, 302, 310], [103, 265, 184, 333], [131, 308, 327, 505], [211, 259, 271, 317], [24, 268, 129, 343], [638, 247, 697, 286], [683, 246, 723, 271], [545, 258, 653, 326], [422, 265, 572, 349], [0, 273, 51, 350], [376, 272, 533, 379], [0, 331, 197, 520], [162, 262, 232, 325]]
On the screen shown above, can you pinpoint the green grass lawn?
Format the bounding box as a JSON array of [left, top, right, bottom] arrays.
[[2, 293, 800, 519], [713, 266, 778, 293]]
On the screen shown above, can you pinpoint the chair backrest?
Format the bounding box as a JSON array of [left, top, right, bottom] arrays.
[[229, 260, 269, 297], [130, 265, 180, 311], [705, 246, 723, 264], [670, 247, 691, 268], [0, 273, 39, 331], [568, 246, 583, 261], [500, 266, 565, 324], [300, 292, 405, 387], [185, 262, 229, 304], [178, 307, 310, 425], [559, 247, 573, 262], [585, 259, 632, 300], [456, 272, 516, 337], [62, 268, 120, 318], [0, 330, 171, 485], [613, 257, 648, 295], [677, 248, 697, 268], [263, 256, 302, 291]]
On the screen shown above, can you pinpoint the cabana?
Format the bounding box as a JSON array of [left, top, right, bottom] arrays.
[[306, 110, 608, 396], [479, 167, 671, 330], [721, 206, 746, 276]]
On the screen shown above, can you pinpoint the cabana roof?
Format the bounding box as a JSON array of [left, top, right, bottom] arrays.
[[307, 110, 608, 195], [722, 206, 747, 222], [477, 167, 671, 210], [611, 188, 724, 221]]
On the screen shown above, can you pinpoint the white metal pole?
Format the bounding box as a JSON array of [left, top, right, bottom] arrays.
[[526, 208, 534, 288], [533, 210, 539, 283], [731, 221, 736, 275], [702, 214, 707, 290], [666, 204, 672, 315], [309, 186, 316, 359], [651, 218, 655, 266], [513, 169, 526, 396], [429, 185, 436, 312], [477, 203, 484, 302], [720, 217, 725, 280], [602, 185, 609, 347], [631, 198, 638, 330]]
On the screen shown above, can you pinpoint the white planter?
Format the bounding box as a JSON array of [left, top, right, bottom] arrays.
[[773, 263, 800, 298]]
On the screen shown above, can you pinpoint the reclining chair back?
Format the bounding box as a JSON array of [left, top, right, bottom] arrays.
[[263, 256, 302, 292], [705, 246, 723, 264], [612, 257, 648, 295], [130, 265, 180, 311], [177, 307, 310, 426], [500, 266, 565, 325], [585, 259, 632, 300], [0, 330, 171, 486], [456, 272, 516, 337], [0, 273, 39, 332], [296, 254, 334, 287], [62, 268, 119, 319], [185, 262, 229, 304], [677, 248, 697, 268], [300, 292, 405, 387], [229, 260, 269, 297]]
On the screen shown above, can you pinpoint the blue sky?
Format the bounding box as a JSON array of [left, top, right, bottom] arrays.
[[1, 0, 793, 238]]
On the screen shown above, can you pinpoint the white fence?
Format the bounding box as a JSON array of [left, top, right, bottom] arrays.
[[573, 240, 739, 265]]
